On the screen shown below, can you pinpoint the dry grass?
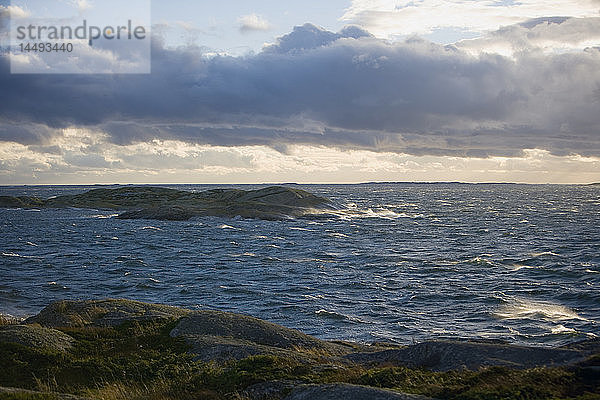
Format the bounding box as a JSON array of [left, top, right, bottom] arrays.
[[0, 314, 21, 326]]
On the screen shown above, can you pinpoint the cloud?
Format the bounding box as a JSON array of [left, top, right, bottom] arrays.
[[457, 16, 600, 56], [0, 4, 29, 19], [73, 0, 93, 13], [0, 5, 29, 41], [0, 22, 599, 160], [238, 13, 271, 33], [341, 0, 600, 39], [1, 136, 599, 184], [264, 23, 372, 53]]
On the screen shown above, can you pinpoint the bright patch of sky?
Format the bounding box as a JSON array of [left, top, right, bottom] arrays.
[[153, 0, 350, 55], [152, 0, 600, 54]]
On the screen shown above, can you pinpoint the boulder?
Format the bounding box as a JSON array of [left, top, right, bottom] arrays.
[[170, 310, 348, 362], [172, 310, 334, 350], [283, 383, 431, 400], [345, 339, 586, 371], [0, 325, 74, 352], [25, 299, 189, 328], [173, 335, 305, 363]]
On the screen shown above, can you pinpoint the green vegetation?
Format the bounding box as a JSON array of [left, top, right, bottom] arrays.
[[0, 318, 598, 400], [356, 365, 600, 399]]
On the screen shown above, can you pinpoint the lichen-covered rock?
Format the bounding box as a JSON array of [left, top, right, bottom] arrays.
[[283, 383, 432, 400], [0, 325, 74, 352], [345, 339, 586, 371], [25, 299, 189, 328]]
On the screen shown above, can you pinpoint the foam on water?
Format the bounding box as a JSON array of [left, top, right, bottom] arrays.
[[89, 213, 119, 219], [551, 324, 578, 334], [494, 298, 587, 322], [507, 264, 537, 272], [140, 226, 162, 231], [219, 224, 239, 230]]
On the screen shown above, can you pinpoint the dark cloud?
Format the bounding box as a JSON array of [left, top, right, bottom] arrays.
[[0, 22, 599, 157]]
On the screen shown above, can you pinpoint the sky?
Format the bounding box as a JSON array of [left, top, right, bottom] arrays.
[[0, 0, 599, 184]]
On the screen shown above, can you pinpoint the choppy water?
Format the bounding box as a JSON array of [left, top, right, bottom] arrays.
[[1, 183, 599, 346]]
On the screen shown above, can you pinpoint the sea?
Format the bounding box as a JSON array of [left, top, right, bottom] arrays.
[[1, 183, 599, 347]]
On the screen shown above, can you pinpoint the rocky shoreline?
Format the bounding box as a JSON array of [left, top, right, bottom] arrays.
[[1, 299, 598, 399], [0, 186, 330, 221]]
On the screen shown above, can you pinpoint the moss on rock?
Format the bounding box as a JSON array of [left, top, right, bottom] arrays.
[[25, 299, 190, 328]]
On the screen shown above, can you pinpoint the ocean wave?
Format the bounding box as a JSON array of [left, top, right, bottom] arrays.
[[530, 251, 561, 258], [327, 232, 348, 238], [353, 208, 425, 220], [1, 252, 38, 259], [219, 224, 239, 230], [315, 309, 365, 323], [494, 299, 587, 322], [140, 226, 162, 231], [465, 256, 496, 266], [46, 281, 69, 290], [89, 213, 119, 219], [507, 264, 537, 272], [229, 252, 257, 257], [550, 324, 578, 335], [306, 204, 426, 220]]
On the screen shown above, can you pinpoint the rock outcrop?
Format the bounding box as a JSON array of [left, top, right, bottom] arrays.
[[0, 186, 330, 221], [283, 383, 431, 400], [0, 325, 74, 352], [2, 299, 599, 399], [344, 338, 590, 371], [244, 381, 432, 400], [170, 310, 351, 362], [24, 298, 189, 328]]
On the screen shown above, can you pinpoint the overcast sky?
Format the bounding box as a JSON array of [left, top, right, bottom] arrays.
[[1, 0, 599, 184]]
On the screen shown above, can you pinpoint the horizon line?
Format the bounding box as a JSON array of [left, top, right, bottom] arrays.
[[1, 181, 598, 187]]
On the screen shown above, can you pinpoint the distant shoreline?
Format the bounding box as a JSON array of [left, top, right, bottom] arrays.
[[1, 181, 599, 187]]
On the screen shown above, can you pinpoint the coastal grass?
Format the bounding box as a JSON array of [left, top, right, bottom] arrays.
[[354, 365, 600, 399], [0, 319, 598, 400]]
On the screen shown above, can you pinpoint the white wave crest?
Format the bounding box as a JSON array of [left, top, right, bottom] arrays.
[[494, 299, 587, 322]]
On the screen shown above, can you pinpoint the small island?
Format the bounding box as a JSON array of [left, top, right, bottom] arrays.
[[0, 299, 598, 399], [0, 186, 330, 221]]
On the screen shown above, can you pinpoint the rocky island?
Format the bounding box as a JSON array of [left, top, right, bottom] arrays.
[[0, 299, 598, 399], [0, 186, 330, 221]]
